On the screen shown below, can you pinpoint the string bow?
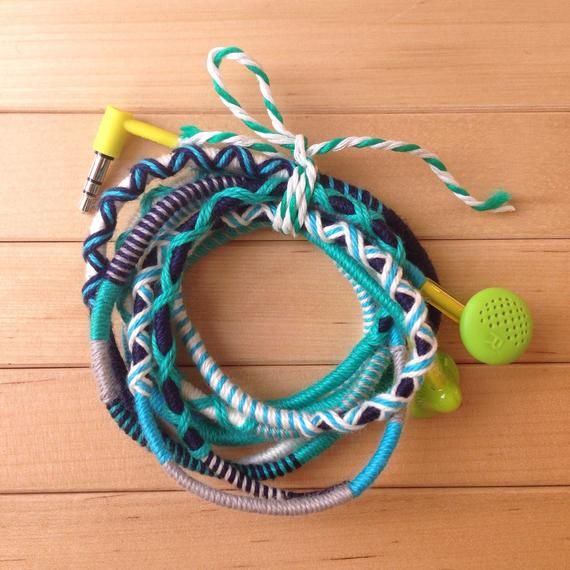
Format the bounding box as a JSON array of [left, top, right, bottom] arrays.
[[181, 46, 514, 237]]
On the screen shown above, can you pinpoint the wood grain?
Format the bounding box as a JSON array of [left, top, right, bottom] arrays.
[[1, 113, 569, 242], [1, 488, 569, 569], [1, 1, 570, 113], [0, 240, 567, 367], [2, 1, 570, 566], [1, 365, 569, 493]]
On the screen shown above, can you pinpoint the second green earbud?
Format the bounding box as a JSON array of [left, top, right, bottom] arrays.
[[410, 351, 462, 418], [459, 288, 532, 365]]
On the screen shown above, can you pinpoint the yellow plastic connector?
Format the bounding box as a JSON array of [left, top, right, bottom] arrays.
[[81, 106, 179, 212], [124, 117, 178, 150], [93, 105, 179, 158], [93, 106, 134, 158]]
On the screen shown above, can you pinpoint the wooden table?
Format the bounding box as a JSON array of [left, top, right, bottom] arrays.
[[1, 1, 569, 567]]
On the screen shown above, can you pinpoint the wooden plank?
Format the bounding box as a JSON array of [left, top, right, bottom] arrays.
[[1, 1, 569, 113], [1, 364, 569, 493], [1, 488, 568, 568], [1, 2, 568, 568], [1, 112, 569, 242], [0, 240, 567, 367]]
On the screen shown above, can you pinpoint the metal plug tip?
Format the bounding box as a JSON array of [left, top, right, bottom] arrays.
[[79, 193, 96, 213], [80, 152, 113, 213]]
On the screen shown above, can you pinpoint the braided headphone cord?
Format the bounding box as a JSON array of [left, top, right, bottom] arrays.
[[83, 46, 511, 514]]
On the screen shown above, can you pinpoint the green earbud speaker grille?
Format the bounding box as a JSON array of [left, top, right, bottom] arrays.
[[478, 295, 531, 348], [460, 288, 533, 365]]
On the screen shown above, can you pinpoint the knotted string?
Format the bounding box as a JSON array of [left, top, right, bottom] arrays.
[[181, 45, 514, 237]]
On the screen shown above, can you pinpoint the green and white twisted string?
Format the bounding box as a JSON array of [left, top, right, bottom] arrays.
[[180, 45, 514, 233]]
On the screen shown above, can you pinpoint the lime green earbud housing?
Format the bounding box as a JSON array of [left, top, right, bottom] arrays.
[[410, 351, 462, 418], [460, 288, 532, 365]]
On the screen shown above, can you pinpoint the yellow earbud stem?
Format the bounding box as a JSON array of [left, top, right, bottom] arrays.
[[420, 278, 464, 323]]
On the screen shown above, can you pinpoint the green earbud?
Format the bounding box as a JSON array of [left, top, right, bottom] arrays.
[[459, 288, 532, 365], [410, 351, 461, 418], [412, 288, 532, 419], [421, 280, 533, 365]]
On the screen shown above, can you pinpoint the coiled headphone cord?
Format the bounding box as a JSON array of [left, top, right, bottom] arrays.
[[83, 47, 513, 514]]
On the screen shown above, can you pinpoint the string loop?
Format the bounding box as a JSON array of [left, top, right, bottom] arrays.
[[197, 45, 515, 220]]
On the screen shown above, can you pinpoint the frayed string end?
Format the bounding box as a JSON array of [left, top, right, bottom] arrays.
[[473, 189, 515, 213]]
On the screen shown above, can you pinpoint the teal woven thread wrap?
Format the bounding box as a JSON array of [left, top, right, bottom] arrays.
[[83, 46, 513, 515]]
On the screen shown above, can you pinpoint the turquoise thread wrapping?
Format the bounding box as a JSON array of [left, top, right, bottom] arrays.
[[81, 45, 517, 514]]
